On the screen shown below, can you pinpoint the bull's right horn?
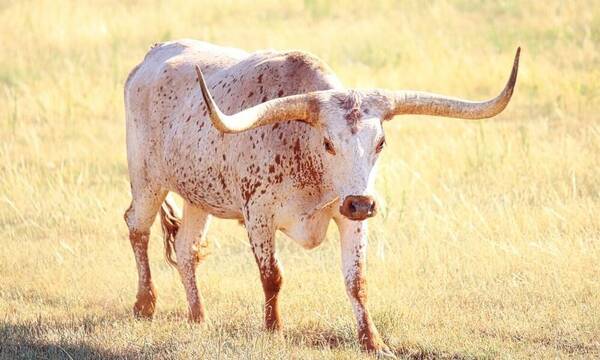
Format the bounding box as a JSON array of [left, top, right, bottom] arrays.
[[194, 65, 320, 133]]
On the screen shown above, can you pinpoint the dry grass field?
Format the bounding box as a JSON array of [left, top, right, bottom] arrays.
[[1, 0, 599, 358]]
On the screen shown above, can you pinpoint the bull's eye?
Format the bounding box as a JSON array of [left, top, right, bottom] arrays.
[[376, 137, 386, 153], [323, 138, 336, 155]]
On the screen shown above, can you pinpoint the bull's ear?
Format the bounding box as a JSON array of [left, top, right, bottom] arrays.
[[381, 47, 520, 120], [195, 65, 321, 133]]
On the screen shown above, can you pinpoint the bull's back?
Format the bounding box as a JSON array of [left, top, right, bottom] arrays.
[[125, 39, 249, 117]]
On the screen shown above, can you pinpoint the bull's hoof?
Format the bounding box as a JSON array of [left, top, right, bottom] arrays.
[[361, 334, 395, 358], [187, 305, 205, 324], [374, 346, 396, 359], [133, 288, 157, 319], [264, 319, 282, 332]]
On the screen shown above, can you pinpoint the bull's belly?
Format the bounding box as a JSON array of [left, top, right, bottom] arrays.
[[174, 186, 243, 220], [278, 210, 332, 249]]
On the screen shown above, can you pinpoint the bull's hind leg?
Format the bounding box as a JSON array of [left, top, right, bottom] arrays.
[[124, 186, 166, 319], [245, 213, 283, 331], [173, 203, 211, 323]]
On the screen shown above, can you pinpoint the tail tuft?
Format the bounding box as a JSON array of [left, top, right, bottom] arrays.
[[159, 198, 181, 266], [159, 196, 210, 266]]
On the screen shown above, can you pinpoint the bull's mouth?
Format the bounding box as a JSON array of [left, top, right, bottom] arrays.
[[339, 206, 376, 221]]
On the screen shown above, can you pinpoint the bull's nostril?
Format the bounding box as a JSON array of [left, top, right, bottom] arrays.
[[349, 202, 357, 214], [369, 202, 376, 213]]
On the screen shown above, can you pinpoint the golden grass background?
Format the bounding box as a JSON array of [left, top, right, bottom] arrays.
[[1, 0, 599, 358]]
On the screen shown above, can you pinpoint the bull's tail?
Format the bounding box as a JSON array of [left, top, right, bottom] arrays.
[[159, 196, 181, 266], [159, 195, 209, 266]]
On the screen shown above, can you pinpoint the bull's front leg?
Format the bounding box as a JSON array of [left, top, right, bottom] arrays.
[[245, 213, 283, 331], [336, 217, 394, 357]]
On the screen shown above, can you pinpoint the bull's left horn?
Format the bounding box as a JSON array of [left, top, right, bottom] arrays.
[[194, 65, 320, 133], [383, 47, 520, 120]]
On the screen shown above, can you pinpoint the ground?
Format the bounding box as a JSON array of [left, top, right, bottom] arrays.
[[0, 0, 599, 359]]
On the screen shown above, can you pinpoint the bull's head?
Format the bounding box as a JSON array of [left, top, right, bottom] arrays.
[[195, 48, 520, 221]]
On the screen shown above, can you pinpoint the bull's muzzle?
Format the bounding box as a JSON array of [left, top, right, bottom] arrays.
[[339, 195, 377, 221]]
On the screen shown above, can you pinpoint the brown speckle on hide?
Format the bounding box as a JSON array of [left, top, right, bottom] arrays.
[[337, 90, 362, 133], [218, 172, 227, 190], [273, 173, 283, 184], [349, 261, 367, 304], [241, 176, 263, 207], [290, 138, 324, 188]]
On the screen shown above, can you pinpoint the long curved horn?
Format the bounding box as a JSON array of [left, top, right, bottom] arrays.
[[384, 47, 520, 120], [194, 66, 320, 133]]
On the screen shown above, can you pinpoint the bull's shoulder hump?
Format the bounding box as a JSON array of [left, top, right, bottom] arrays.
[[281, 50, 331, 73], [279, 50, 342, 90], [249, 50, 332, 75], [235, 50, 343, 92]]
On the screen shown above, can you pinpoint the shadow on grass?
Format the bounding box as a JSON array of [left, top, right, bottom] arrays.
[[285, 326, 354, 349], [284, 324, 473, 359], [0, 315, 157, 360], [391, 344, 474, 360], [0, 338, 125, 360], [1, 313, 479, 359], [0, 318, 134, 360], [479, 329, 599, 356]]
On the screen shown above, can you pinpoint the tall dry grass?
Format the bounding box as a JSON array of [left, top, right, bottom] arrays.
[[0, 0, 599, 358]]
